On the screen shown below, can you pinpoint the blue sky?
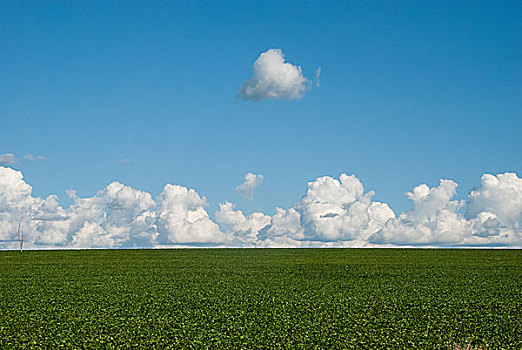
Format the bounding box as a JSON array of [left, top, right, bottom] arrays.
[[1, 0, 521, 218]]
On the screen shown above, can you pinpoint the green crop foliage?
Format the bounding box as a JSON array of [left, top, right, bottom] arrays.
[[1, 249, 520, 349]]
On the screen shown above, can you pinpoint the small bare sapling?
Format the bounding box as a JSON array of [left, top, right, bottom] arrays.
[[17, 216, 23, 252]]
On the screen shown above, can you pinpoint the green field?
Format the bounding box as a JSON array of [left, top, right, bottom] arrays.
[[1, 249, 520, 349]]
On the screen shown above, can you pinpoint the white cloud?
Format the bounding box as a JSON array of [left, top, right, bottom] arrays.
[[293, 174, 395, 243], [0, 167, 158, 249], [0, 153, 16, 165], [369, 176, 522, 246], [31, 195, 70, 245], [467, 173, 522, 228], [24, 154, 45, 161], [55, 182, 158, 248], [68, 184, 157, 247], [265, 207, 304, 240], [71, 222, 113, 248], [156, 184, 224, 244], [0, 166, 520, 249], [314, 67, 321, 87], [258, 174, 394, 247], [235, 173, 264, 200], [238, 49, 310, 101], [215, 202, 271, 246], [369, 180, 470, 245], [0, 167, 39, 244], [0, 167, 34, 212]]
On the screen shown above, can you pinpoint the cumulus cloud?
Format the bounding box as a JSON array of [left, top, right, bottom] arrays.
[[238, 49, 310, 101], [0, 153, 16, 165], [156, 184, 224, 244], [258, 174, 394, 247], [369, 176, 522, 246], [215, 202, 271, 246], [67, 182, 158, 248], [0, 166, 521, 249], [235, 173, 264, 200], [264, 207, 303, 240], [369, 180, 470, 245], [467, 173, 522, 228], [294, 174, 395, 243], [0, 167, 38, 245], [0, 167, 158, 249]]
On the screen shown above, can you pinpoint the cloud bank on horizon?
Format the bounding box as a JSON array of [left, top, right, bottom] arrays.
[[0, 166, 521, 249], [238, 49, 311, 101]]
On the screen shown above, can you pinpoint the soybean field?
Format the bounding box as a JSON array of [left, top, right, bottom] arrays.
[[1, 249, 521, 349]]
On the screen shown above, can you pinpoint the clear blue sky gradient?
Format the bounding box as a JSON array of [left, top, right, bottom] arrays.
[[1, 1, 521, 215]]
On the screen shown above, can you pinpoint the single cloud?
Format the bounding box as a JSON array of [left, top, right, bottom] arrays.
[[238, 49, 310, 101], [235, 173, 264, 200], [314, 67, 321, 87], [23, 154, 45, 161], [0, 153, 16, 165]]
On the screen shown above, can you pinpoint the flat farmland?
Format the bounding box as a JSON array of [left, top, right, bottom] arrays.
[[1, 249, 520, 349]]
